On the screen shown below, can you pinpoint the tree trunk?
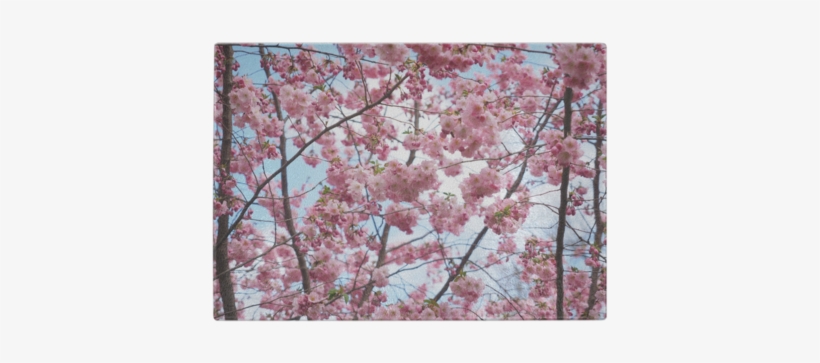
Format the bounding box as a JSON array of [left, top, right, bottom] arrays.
[[215, 44, 238, 320], [583, 100, 605, 319], [555, 87, 573, 320]]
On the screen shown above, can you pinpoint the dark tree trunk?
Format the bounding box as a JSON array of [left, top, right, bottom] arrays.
[[583, 100, 605, 319], [555, 87, 573, 320], [215, 44, 238, 320]]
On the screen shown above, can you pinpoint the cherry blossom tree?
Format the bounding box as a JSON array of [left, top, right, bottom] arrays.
[[213, 43, 607, 320]]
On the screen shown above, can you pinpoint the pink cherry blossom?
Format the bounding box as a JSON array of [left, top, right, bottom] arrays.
[[213, 43, 606, 321]]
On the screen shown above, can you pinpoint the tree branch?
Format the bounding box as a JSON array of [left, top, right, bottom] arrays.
[[465, 43, 555, 56]]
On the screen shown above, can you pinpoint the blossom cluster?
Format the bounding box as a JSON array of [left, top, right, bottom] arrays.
[[425, 192, 472, 236], [368, 160, 440, 203], [450, 275, 485, 304], [383, 203, 421, 235], [552, 44, 605, 91], [459, 167, 503, 204], [484, 198, 530, 235], [372, 266, 390, 287], [224, 77, 284, 139]]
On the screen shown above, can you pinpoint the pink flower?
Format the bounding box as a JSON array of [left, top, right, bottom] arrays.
[[374, 44, 410, 66], [384, 203, 420, 234], [372, 266, 390, 287], [213, 201, 228, 217], [426, 193, 471, 236], [547, 165, 562, 185], [450, 275, 485, 303], [459, 167, 502, 204], [484, 198, 530, 235], [498, 236, 517, 254], [553, 44, 604, 90]]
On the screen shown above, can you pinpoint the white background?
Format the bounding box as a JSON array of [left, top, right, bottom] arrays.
[[1, 1, 818, 362]]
